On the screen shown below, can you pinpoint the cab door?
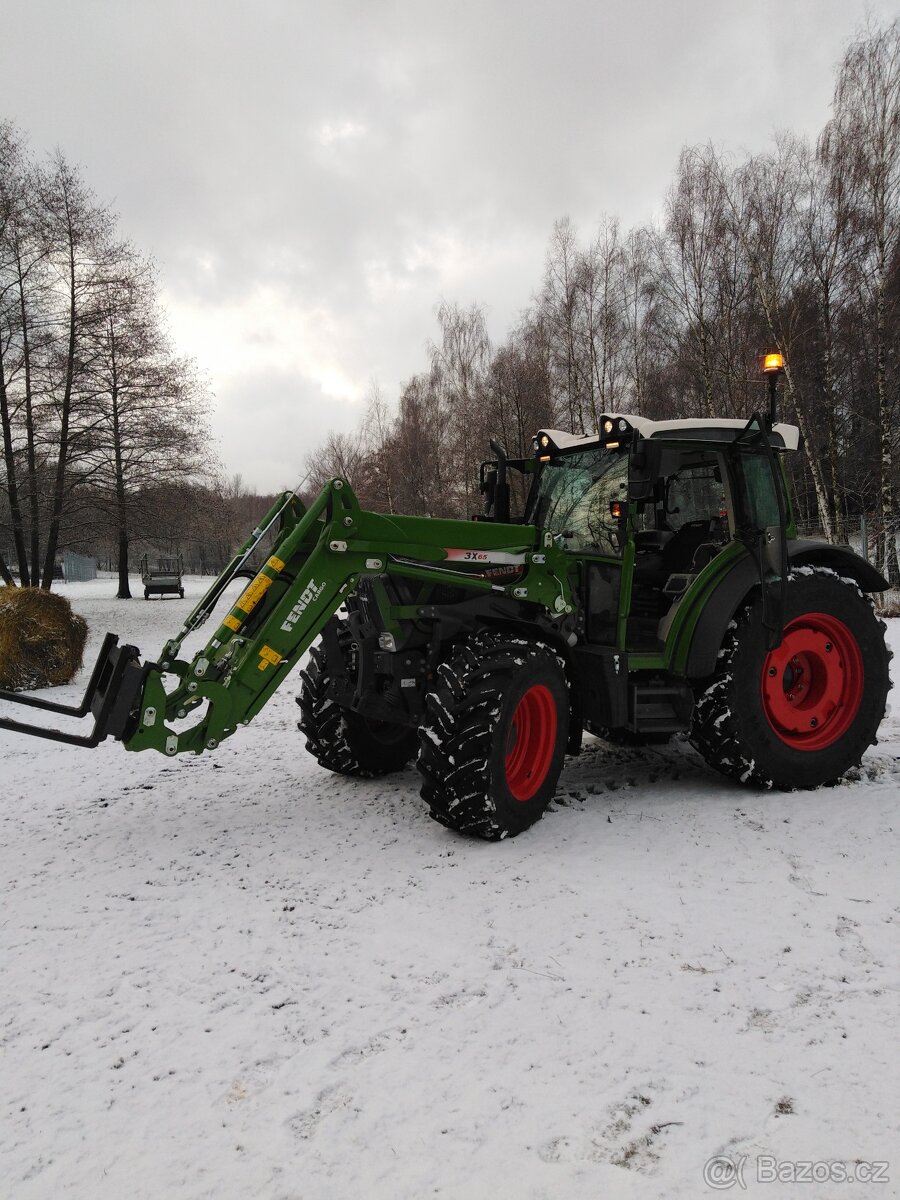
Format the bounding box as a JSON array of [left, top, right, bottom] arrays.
[[729, 415, 790, 643], [527, 447, 630, 646]]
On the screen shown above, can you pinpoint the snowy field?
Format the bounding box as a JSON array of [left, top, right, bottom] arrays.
[[2, 578, 898, 1199]]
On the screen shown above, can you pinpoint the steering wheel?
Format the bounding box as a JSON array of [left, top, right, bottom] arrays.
[[675, 519, 712, 532]]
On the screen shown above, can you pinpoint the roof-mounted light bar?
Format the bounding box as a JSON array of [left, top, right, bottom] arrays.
[[599, 415, 634, 450], [532, 431, 554, 462]]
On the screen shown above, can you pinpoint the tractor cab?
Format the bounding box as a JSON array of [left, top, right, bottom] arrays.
[[519, 413, 802, 653]]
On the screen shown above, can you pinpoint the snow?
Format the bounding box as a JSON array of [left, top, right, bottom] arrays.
[[2, 578, 899, 1199]]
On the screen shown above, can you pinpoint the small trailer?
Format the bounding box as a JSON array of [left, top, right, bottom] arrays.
[[140, 554, 184, 600]]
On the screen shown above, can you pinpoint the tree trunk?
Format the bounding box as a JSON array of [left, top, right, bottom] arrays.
[[0, 551, 14, 586], [699, 324, 713, 419], [875, 282, 900, 584], [116, 525, 131, 599], [821, 292, 843, 543], [785, 374, 835, 542], [17, 253, 41, 581], [111, 370, 131, 599], [0, 344, 30, 585], [40, 232, 78, 590]]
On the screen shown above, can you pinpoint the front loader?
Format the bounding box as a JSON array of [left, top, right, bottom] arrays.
[[0, 355, 892, 839]]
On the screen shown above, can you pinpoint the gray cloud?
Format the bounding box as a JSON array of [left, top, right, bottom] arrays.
[[2, 0, 893, 488]]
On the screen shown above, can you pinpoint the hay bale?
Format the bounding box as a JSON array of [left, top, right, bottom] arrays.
[[0, 586, 88, 691]]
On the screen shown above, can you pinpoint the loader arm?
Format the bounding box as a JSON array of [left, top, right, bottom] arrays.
[[0, 479, 574, 755]]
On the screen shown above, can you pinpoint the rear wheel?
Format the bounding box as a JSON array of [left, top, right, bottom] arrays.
[[417, 629, 569, 839], [297, 619, 419, 778], [690, 568, 890, 789]]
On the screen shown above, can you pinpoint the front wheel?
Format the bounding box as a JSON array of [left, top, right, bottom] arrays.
[[417, 629, 569, 839], [690, 567, 891, 790], [297, 619, 419, 778]]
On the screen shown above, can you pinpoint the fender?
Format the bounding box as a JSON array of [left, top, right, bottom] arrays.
[[785, 539, 889, 592], [683, 541, 888, 680]]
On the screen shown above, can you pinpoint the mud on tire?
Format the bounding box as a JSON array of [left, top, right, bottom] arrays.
[[690, 567, 891, 790], [417, 629, 569, 840], [297, 619, 419, 778]]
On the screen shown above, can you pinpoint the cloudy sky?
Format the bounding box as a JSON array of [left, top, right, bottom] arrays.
[[1, 0, 894, 490]]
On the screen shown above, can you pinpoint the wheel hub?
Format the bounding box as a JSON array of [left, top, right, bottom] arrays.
[[505, 684, 558, 801], [760, 613, 864, 751]]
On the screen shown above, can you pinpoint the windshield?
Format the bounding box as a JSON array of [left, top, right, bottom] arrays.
[[527, 448, 629, 554]]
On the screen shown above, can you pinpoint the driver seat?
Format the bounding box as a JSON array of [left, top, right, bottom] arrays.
[[634, 520, 714, 589], [660, 519, 716, 576]]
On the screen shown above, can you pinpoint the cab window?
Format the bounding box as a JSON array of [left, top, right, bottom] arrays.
[[529, 449, 629, 555], [665, 461, 728, 535], [736, 453, 782, 529]]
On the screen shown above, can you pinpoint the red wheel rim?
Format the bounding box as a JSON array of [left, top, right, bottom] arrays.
[[760, 612, 864, 751], [505, 684, 558, 801]]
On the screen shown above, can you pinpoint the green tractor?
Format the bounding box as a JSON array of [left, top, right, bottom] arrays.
[[0, 357, 891, 839]]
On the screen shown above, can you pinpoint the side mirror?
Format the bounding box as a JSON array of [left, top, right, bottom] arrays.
[[485, 442, 511, 523], [481, 466, 498, 515]]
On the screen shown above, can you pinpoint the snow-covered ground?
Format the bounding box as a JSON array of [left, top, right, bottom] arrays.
[[1, 578, 898, 1199]]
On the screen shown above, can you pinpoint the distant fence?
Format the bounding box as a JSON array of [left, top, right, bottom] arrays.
[[793, 515, 886, 560], [1, 550, 98, 583], [62, 551, 97, 583], [793, 516, 868, 554]]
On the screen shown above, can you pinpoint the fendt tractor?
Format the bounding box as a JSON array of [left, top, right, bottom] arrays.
[[0, 355, 892, 839]]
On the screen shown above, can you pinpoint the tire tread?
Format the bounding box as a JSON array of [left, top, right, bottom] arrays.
[[417, 628, 566, 839], [689, 567, 891, 789]]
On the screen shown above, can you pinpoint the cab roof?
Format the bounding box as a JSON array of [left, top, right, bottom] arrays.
[[536, 415, 801, 452]]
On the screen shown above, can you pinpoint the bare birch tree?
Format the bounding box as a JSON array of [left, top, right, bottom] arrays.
[[831, 20, 900, 581], [82, 253, 212, 597], [429, 300, 491, 515], [656, 146, 729, 417]]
